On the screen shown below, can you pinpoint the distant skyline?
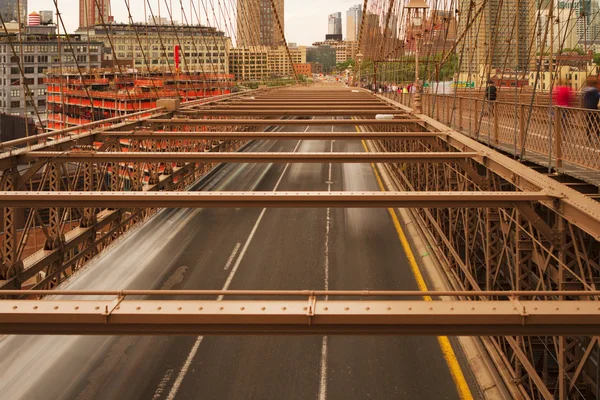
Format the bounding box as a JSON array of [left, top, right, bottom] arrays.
[[27, 0, 362, 45]]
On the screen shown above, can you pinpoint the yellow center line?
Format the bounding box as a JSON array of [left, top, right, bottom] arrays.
[[356, 124, 474, 400]]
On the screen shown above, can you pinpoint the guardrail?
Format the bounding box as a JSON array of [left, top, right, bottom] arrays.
[[384, 93, 600, 172]]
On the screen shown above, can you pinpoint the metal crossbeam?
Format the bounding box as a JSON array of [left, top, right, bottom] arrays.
[[182, 110, 402, 117], [98, 131, 442, 140], [22, 151, 478, 163], [0, 300, 597, 335], [147, 119, 423, 126], [0, 191, 552, 208]]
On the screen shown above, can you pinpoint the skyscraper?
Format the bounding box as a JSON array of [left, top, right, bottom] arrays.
[[39, 10, 53, 25], [0, 0, 27, 24], [237, 0, 284, 47], [346, 4, 362, 41], [79, 0, 111, 29], [328, 12, 342, 36], [458, 0, 536, 78]]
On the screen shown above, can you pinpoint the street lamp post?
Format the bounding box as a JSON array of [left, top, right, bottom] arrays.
[[356, 52, 363, 88], [405, 0, 429, 114]]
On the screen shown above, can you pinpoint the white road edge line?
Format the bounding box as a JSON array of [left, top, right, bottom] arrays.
[[223, 243, 241, 271], [318, 131, 334, 400], [165, 136, 304, 400]]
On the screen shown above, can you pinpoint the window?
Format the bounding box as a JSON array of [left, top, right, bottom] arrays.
[[38, 55, 48, 63], [10, 67, 19, 74], [37, 88, 46, 96], [24, 45, 35, 53], [24, 55, 35, 63], [10, 101, 20, 108], [38, 45, 48, 53], [38, 67, 45, 73], [23, 78, 34, 85], [38, 99, 46, 107], [10, 89, 19, 97], [24, 67, 34, 74]]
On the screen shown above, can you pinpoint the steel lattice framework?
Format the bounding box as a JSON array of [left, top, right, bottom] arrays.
[[0, 87, 599, 399]]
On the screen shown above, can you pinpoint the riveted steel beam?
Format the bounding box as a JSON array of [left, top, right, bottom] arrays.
[[180, 110, 402, 117], [0, 191, 553, 208], [22, 151, 479, 163], [0, 300, 598, 336], [147, 118, 423, 126], [98, 131, 442, 140]]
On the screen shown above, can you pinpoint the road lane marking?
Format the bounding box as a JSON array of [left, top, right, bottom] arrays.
[[165, 138, 303, 400], [223, 243, 241, 271], [360, 137, 474, 400], [318, 137, 334, 400]]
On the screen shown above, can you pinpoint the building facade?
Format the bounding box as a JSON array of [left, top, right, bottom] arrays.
[[39, 9, 52, 24], [346, 4, 362, 42], [83, 24, 231, 74], [237, 0, 284, 47], [307, 46, 336, 73], [229, 46, 269, 81], [293, 63, 311, 77], [268, 45, 306, 77], [0, 32, 103, 116], [313, 40, 357, 64], [328, 12, 342, 36], [79, 0, 111, 29], [457, 0, 536, 85], [0, 0, 26, 23]]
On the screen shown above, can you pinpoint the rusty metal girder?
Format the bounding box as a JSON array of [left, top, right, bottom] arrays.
[[98, 131, 442, 140], [0, 299, 598, 335], [147, 118, 423, 126], [0, 191, 552, 208], [22, 151, 478, 163], [182, 110, 402, 117]]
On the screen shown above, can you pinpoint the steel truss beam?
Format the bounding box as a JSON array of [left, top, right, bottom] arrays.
[[179, 110, 402, 117], [146, 118, 423, 126], [98, 131, 442, 140], [0, 299, 598, 335], [22, 151, 478, 163], [0, 191, 552, 208]]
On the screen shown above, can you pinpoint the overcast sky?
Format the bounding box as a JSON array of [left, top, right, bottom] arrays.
[[27, 0, 362, 46]]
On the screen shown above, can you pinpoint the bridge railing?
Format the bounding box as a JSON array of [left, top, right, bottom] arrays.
[[384, 92, 600, 172]]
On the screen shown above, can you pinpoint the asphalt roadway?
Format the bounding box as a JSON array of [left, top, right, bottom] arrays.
[[0, 118, 469, 399]]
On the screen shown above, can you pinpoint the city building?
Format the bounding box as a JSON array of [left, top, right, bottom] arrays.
[[328, 12, 342, 36], [313, 40, 357, 64], [309, 62, 323, 74], [325, 34, 342, 41], [0, 29, 103, 117], [46, 70, 233, 130], [146, 16, 174, 26], [268, 45, 306, 77], [39, 10, 52, 24], [346, 4, 362, 42], [307, 45, 336, 73], [81, 23, 231, 74], [457, 0, 536, 85], [79, 0, 112, 28], [229, 46, 270, 81], [550, 0, 599, 52], [237, 0, 284, 47], [293, 63, 311, 77], [26, 11, 38, 25], [529, 64, 600, 91], [0, 0, 27, 24]]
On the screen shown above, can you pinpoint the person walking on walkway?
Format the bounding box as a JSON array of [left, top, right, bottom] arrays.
[[553, 81, 573, 107], [485, 80, 497, 118], [582, 77, 600, 144]]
